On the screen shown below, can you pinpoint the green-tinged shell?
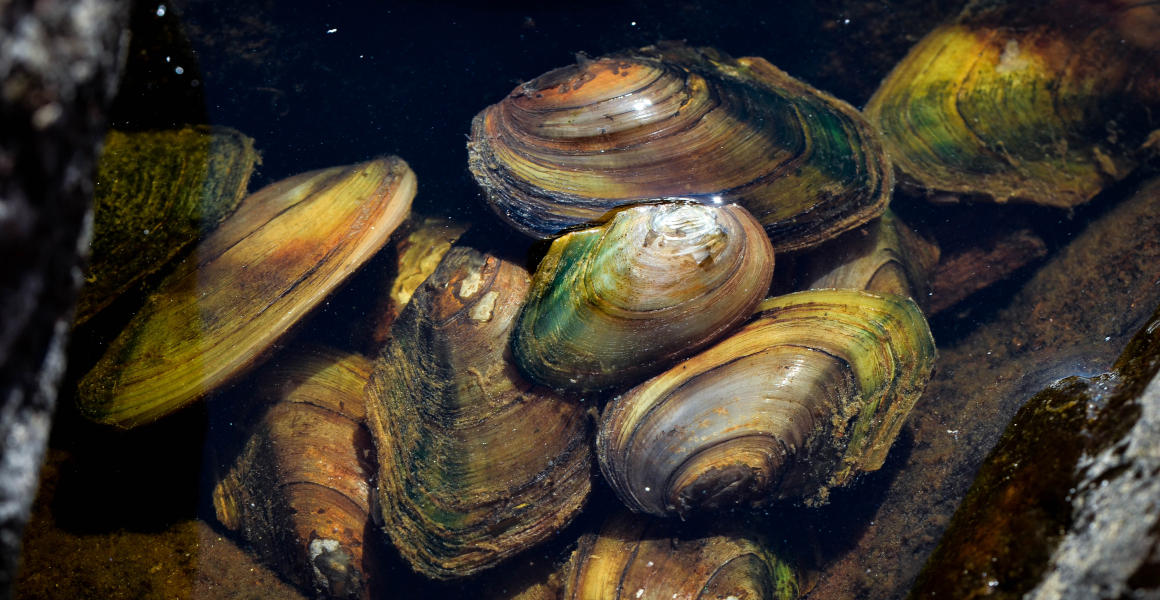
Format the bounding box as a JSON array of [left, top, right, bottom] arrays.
[[469, 41, 891, 252], [865, 1, 1160, 207], [212, 346, 375, 600], [78, 126, 259, 324], [366, 246, 592, 580], [77, 157, 415, 428], [597, 289, 937, 517], [512, 202, 774, 393], [790, 210, 939, 309], [563, 511, 800, 600]]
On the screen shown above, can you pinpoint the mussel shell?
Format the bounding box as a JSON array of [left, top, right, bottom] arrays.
[[77, 157, 415, 428], [79, 126, 258, 325], [212, 346, 376, 599], [512, 202, 774, 393], [865, 2, 1160, 207], [366, 246, 592, 579], [563, 510, 799, 600], [469, 42, 891, 252], [789, 210, 939, 308], [368, 214, 470, 348], [597, 289, 937, 517]]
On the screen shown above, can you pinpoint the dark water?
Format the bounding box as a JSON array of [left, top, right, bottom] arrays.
[[24, 0, 1160, 598]]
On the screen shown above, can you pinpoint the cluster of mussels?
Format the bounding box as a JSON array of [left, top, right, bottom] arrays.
[[72, 0, 1160, 598]]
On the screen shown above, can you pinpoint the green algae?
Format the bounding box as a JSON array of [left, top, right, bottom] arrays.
[[908, 301, 1160, 599], [78, 126, 258, 325]]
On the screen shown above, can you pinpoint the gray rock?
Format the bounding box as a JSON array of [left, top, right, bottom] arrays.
[[0, 0, 127, 596], [1029, 364, 1160, 600]]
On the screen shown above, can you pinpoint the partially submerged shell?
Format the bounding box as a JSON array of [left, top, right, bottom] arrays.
[[512, 202, 774, 393], [597, 289, 937, 517], [77, 157, 415, 428], [79, 125, 259, 324], [563, 511, 800, 600], [368, 214, 470, 347], [212, 346, 376, 600], [789, 210, 939, 308], [366, 246, 592, 579], [469, 42, 891, 252], [865, 1, 1160, 207]]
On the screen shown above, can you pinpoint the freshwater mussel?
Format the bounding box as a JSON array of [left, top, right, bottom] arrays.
[[597, 289, 937, 517], [365, 245, 592, 580], [79, 126, 258, 325], [512, 201, 774, 393], [865, 0, 1160, 208], [77, 157, 416, 428], [212, 346, 378, 599], [72, 37, 956, 599], [468, 42, 892, 252], [563, 510, 801, 600]]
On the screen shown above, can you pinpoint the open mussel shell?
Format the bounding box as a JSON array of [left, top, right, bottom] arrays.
[[865, 1, 1160, 208], [512, 202, 774, 393], [563, 510, 800, 600], [597, 289, 936, 517], [212, 346, 376, 599], [77, 157, 415, 428], [469, 42, 891, 252], [366, 246, 592, 580]]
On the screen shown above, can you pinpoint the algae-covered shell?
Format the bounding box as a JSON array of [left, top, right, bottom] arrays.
[[212, 346, 376, 599], [469, 42, 891, 252], [512, 202, 774, 393], [563, 511, 800, 600], [366, 246, 592, 580], [77, 157, 415, 428], [79, 125, 259, 324], [865, 1, 1160, 208], [597, 289, 937, 517]]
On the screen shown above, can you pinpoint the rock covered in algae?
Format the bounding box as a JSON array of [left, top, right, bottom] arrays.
[[212, 346, 377, 600], [910, 298, 1160, 599], [365, 245, 592, 580], [865, 0, 1160, 208], [79, 125, 259, 324], [77, 157, 415, 428]]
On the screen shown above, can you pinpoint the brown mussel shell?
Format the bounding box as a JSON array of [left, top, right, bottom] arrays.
[[563, 511, 800, 600], [788, 210, 939, 309], [469, 42, 891, 252], [212, 346, 376, 599], [512, 202, 774, 393], [79, 126, 258, 325], [368, 214, 470, 347], [597, 289, 937, 517], [365, 245, 592, 580]]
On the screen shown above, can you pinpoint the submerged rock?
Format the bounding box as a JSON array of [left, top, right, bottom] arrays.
[[807, 178, 1160, 599], [910, 302, 1160, 598]]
